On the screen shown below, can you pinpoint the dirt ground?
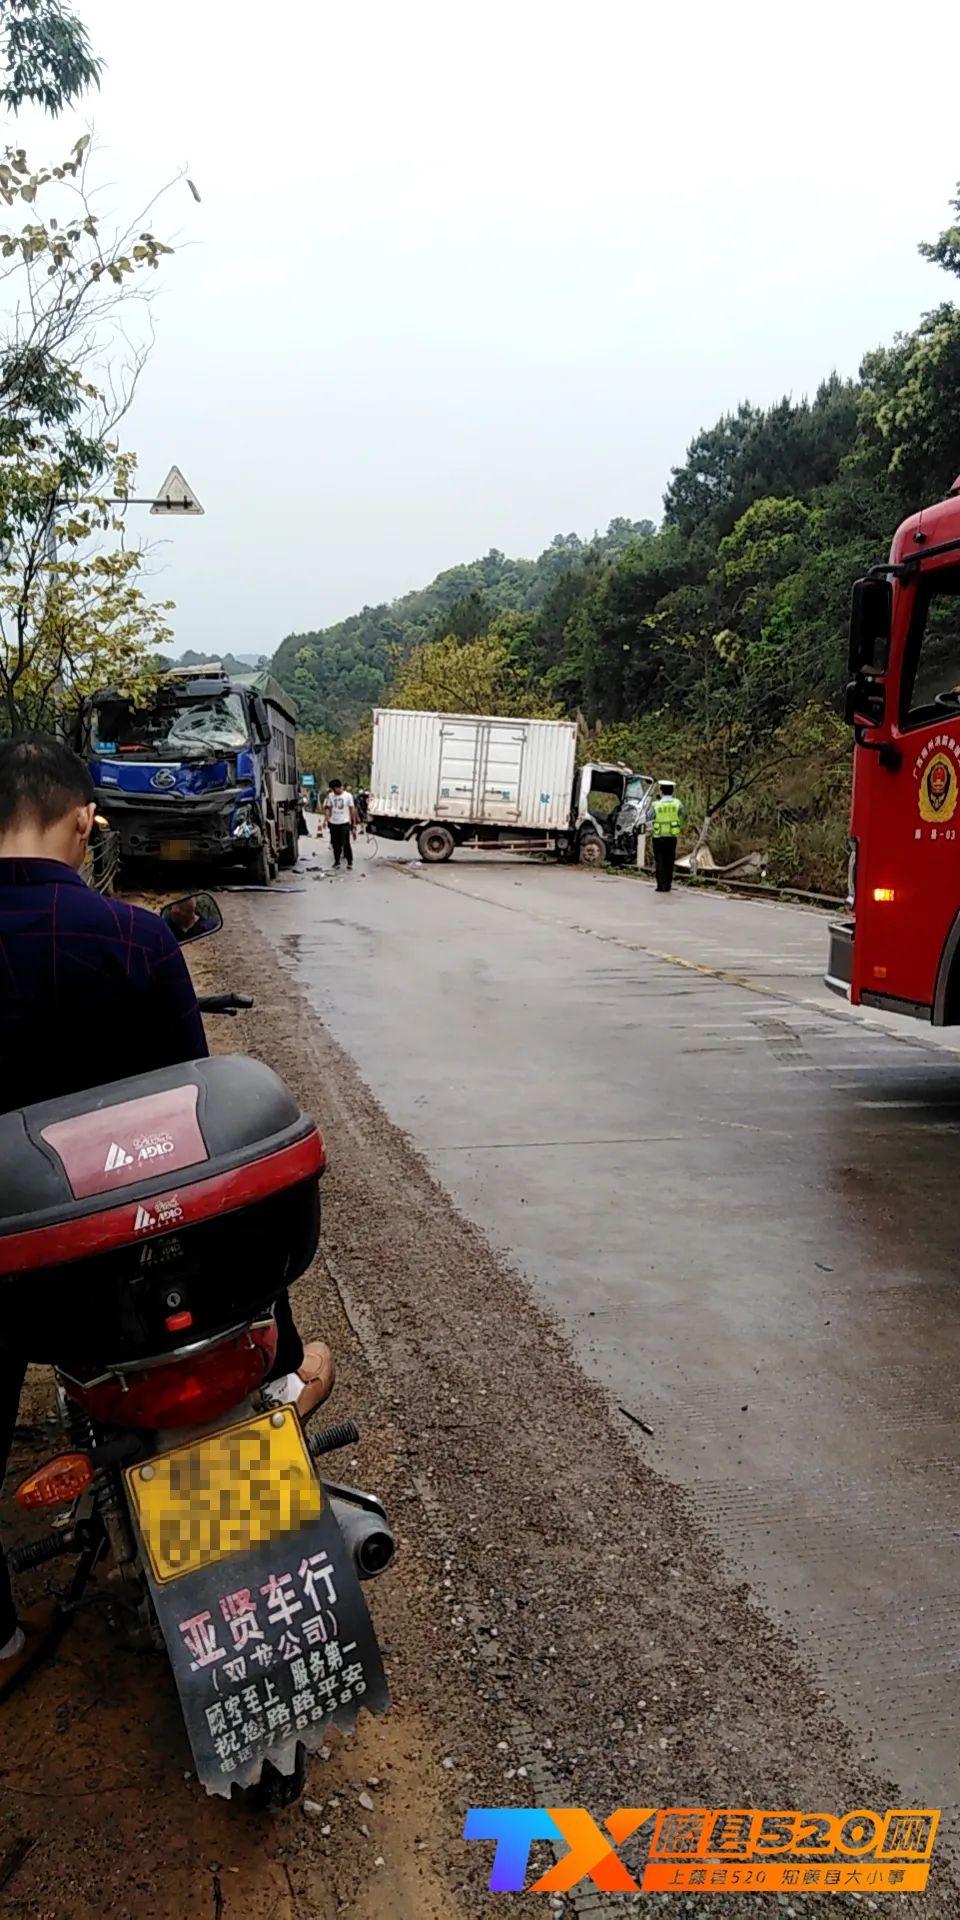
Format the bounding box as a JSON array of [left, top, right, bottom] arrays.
[[0, 898, 954, 1917]]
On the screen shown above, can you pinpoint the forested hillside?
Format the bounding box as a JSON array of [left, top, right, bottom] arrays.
[[275, 184, 960, 888], [271, 521, 652, 735]]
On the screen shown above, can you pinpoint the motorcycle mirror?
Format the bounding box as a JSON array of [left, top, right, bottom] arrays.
[[160, 892, 223, 946]]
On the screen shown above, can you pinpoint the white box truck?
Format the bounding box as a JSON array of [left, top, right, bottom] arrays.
[[369, 708, 654, 863]]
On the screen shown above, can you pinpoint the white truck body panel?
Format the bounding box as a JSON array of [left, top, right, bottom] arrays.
[[370, 709, 578, 831]]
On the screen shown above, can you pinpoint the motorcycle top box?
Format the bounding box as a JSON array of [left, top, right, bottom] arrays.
[[0, 1055, 324, 1370]]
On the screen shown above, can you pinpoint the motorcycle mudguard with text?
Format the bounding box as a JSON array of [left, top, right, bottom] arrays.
[[126, 1407, 390, 1795]]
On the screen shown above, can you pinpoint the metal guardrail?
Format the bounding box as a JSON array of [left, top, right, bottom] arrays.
[[659, 865, 844, 911]]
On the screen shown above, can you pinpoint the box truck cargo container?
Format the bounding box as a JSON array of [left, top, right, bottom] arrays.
[[369, 708, 654, 863]]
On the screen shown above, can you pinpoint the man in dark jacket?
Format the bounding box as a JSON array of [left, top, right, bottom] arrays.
[[0, 737, 331, 1697]]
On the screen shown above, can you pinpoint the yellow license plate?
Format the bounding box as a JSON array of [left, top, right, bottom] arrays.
[[161, 839, 193, 861], [125, 1407, 322, 1585]]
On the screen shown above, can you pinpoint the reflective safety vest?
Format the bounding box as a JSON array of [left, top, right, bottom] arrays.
[[651, 796, 683, 837]]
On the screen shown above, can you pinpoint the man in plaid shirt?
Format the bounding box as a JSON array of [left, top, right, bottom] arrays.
[[0, 738, 330, 1696]]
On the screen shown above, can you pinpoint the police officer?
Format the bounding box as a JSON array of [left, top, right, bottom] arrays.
[[650, 779, 685, 893]]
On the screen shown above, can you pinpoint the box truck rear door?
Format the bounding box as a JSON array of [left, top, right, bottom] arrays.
[[436, 719, 526, 822]]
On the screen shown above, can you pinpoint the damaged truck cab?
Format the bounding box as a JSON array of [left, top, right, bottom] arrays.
[[76, 665, 300, 884]]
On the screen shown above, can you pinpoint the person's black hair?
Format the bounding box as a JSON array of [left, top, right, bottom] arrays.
[[330, 777, 343, 789], [0, 733, 95, 832]]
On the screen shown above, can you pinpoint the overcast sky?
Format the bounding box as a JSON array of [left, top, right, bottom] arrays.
[[24, 0, 960, 655]]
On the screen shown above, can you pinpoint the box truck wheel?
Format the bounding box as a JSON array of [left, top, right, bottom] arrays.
[[578, 831, 607, 867], [417, 823, 455, 863]]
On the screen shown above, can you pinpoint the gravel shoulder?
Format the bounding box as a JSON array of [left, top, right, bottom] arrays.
[[1, 896, 952, 1917]]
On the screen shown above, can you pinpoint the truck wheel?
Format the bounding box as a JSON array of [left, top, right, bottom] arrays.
[[249, 845, 274, 886], [417, 824, 455, 863], [578, 832, 606, 868], [277, 829, 297, 869]]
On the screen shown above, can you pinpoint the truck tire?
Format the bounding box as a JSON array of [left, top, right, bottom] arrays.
[[578, 832, 606, 868], [249, 844, 275, 886], [417, 824, 455, 863], [277, 827, 297, 869]]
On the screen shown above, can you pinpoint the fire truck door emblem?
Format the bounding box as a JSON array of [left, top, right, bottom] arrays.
[[920, 751, 959, 823]]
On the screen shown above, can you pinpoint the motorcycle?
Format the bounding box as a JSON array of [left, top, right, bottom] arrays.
[[0, 899, 394, 1807]]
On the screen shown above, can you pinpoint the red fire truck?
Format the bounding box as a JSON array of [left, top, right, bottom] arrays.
[[828, 484, 960, 1022]]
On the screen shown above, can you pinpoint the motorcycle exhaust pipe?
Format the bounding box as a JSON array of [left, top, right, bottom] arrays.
[[329, 1492, 396, 1581]]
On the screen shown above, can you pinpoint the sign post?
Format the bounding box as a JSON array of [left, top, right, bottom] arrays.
[[108, 466, 205, 514]]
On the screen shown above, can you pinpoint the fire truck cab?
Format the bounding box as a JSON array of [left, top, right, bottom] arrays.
[[829, 485, 960, 1022]]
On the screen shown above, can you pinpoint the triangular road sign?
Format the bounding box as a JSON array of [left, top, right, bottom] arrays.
[[151, 465, 204, 515]]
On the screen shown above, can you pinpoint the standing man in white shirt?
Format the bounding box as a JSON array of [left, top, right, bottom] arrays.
[[323, 778, 358, 870]]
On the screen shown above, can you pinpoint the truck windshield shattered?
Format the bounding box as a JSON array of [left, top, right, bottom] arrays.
[[93, 692, 251, 759]]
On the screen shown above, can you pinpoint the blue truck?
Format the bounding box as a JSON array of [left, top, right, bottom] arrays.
[[76, 663, 300, 884]]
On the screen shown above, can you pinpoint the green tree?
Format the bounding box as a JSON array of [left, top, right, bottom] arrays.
[[855, 307, 960, 508], [664, 379, 859, 542], [297, 727, 342, 788], [558, 527, 696, 723], [389, 630, 560, 718], [0, 0, 101, 115], [430, 588, 490, 643], [271, 522, 648, 735], [918, 179, 960, 278], [0, 119, 179, 729]]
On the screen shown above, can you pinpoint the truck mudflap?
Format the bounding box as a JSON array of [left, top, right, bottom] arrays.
[[825, 919, 853, 999], [127, 1412, 390, 1798]]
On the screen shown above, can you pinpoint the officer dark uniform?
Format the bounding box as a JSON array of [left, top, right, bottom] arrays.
[[650, 780, 685, 893]]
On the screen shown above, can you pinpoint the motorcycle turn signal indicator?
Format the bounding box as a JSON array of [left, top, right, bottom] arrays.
[[15, 1452, 95, 1510]]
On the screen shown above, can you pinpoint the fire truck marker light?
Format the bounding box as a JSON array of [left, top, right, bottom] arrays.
[[873, 887, 895, 902], [873, 966, 888, 979]]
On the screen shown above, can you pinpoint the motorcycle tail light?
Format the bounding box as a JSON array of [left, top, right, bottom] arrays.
[[16, 1451, 94, 1510], [64, 1321, 278, 1431]]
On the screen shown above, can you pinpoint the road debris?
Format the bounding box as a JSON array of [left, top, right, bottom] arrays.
[[618, 1403, 655, 1436]]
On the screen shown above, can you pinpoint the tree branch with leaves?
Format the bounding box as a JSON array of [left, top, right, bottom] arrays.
[[0, 114, 187, 733], [0, 0, 101, 116]]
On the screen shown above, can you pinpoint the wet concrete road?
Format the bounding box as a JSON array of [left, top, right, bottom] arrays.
[[256, 841, 960, 1826]]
